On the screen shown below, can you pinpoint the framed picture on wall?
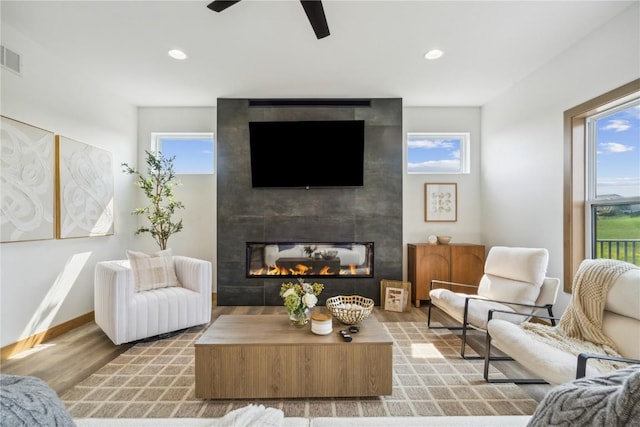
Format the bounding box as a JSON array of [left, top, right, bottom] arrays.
[[425, 183, 457, 222], [56, 135, 114, 238], [1, 116, 56, 243]]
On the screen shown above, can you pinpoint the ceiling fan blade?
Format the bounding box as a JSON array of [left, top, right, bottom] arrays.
[[300, 0, 330, 39], [207, 0, 241, 13]]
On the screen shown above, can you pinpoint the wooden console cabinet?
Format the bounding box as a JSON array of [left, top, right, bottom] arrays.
[[407, 243, 485, 308]]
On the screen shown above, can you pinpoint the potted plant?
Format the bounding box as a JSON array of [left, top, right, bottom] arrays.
[[122, 150, 184, 250]]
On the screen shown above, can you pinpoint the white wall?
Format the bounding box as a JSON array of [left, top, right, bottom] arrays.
[[0, 23, 138, 347], [136, 108, 217, 291], [402, 107, 483, 278], [480, 3, 640, 315]]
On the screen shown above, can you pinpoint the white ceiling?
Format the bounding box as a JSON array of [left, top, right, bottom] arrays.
[[1, 0, 635, 107]]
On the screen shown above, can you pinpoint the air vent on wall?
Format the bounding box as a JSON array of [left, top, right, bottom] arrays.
[[1, 45, 22, 75]]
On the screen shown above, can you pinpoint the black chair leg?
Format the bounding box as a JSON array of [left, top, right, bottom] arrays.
[[427, 302, 464, 331], [460, 324, 483, 359], [483, 331, 548, 384]]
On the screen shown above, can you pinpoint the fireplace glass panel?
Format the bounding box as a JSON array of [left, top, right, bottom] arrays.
[[247, 242, 374, 278]]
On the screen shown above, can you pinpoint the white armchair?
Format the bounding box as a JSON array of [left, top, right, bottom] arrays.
[[428, 246, 559, 358], [94, 255, 212, 345], [484, 258, 640, 385]]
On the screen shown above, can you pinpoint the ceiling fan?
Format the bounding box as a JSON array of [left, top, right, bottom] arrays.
[[207, 0, 330, 39]]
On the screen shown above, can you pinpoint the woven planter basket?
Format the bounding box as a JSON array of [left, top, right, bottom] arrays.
[[326, 295, 374, 325]]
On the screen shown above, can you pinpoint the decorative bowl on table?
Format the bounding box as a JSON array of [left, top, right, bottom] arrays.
[[321, 250, 338, 260], [437, 235, 452, 245], [326, 295, 374, 325]]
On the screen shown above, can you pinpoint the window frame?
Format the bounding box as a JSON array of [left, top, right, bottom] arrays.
[[563, 78, 639, 292], [584, 99, 640, 261], [151, 132, 215, 175], [406, 132, 470, 175]]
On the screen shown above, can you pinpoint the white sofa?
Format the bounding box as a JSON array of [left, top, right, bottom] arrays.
[[485, 259, 640, 385], [264, 244, 367, 267], [74, 416, 532, 427], [94, 256, 212, 345]]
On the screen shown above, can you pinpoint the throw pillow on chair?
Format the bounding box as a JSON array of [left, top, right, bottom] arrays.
[[127, 248, 180, 292]]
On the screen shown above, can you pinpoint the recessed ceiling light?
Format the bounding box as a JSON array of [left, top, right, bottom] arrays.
[[168, 49, 187, 60], [424, 49, 444, 60]]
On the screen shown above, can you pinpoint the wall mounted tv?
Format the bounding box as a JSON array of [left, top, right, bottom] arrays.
[[249, 120, 365, 188]]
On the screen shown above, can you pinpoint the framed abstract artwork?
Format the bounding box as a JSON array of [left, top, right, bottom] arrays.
[[55, 135, 114, 238], [1, 116, 56, 242], [425, 182, 458, 222]]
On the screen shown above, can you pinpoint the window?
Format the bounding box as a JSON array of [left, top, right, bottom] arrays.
[[407, 133, 470, 174], [152, 132, 214, 174], [564, 79, 640, 291], [586, 100, 640, 264]]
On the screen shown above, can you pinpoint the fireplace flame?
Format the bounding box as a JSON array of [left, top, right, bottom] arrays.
[[258, 263, 340, 276], [252, 263, 372, 276], [319, 265, 333, 275], [267, 265, 287, 275], [253, 263, 372, 276], [291, 264, 312, 275], [247, 242, 373, 277]]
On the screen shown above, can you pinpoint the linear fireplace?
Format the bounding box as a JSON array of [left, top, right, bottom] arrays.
[[247, 242, 374, 278]]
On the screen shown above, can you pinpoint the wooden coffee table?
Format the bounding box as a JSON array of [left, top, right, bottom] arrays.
[[194, 314, 393, 399]]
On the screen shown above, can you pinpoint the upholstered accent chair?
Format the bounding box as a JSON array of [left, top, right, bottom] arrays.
[[428, 246, 560, 358], [94, 254, 212, 345], [484, 258, 640, 385]]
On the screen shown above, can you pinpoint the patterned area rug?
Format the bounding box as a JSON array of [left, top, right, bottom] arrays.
[[61, 322, 539, 419]]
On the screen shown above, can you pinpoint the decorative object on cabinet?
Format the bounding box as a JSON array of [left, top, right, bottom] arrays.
[[380, 279, 411, 312], [407, 243, 485, 308], [1, 116, 56, 243], [425, 183, 457, 222], [437, 235, 452, 244], [55, 135, 114, 238], [428, 246, 560, 359]]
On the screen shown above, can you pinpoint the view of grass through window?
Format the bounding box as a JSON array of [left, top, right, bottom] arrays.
[[591, 101, 640, 265]]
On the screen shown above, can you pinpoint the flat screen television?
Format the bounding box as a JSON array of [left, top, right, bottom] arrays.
[[249, 120, 365, 188]]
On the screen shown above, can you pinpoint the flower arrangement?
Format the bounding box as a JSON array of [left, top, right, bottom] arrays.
[[280, 278, 324, 325]]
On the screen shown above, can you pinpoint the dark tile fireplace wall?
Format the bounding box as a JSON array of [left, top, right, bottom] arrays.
[[216, 98, 403, 306]]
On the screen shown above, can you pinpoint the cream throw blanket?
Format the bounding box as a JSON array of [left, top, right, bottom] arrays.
[[523, 259, 637, 373]]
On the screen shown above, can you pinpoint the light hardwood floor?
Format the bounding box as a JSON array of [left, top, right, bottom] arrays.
[[0, 304, 552, 402]]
